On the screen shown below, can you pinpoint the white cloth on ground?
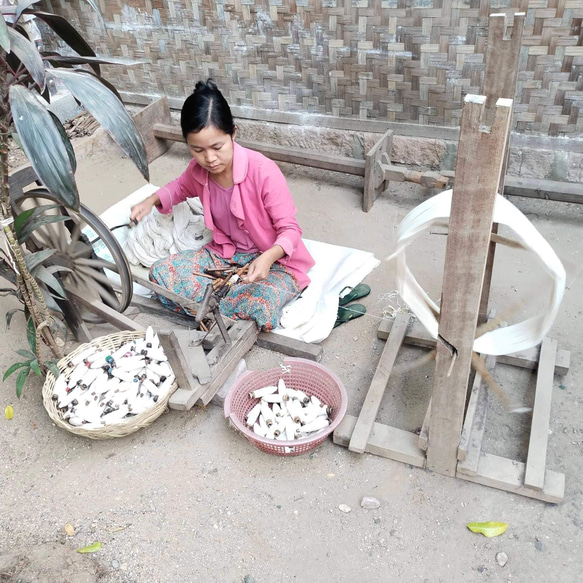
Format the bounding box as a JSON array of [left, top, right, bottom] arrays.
[[274, 239, 380, 344]]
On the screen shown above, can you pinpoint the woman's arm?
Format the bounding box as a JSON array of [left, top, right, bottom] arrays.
[[242, 160, 302, 283], [130, 161, 199, 222]]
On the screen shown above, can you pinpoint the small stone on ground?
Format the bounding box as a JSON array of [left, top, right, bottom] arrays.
[[338, 504, 352, 513], [496, 551, 509, 567], [360, 496, 380, 509]]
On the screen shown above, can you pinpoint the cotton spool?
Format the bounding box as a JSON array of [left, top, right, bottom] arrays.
[[388, 190, 566, 356]]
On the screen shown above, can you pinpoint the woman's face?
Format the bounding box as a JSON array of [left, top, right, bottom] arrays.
[[186, 125, 237, 176]]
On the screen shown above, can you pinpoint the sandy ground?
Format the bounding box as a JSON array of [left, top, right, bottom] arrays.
[[1, 136, 582, 582]]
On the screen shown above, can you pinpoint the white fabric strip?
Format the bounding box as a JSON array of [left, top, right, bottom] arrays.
[[388, 190, 566, 356]]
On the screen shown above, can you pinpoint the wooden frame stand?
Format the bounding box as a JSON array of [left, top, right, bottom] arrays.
[[335, 13, 569, 503]]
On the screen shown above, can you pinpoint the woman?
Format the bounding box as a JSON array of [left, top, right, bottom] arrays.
[[130, 80, 314, 331]]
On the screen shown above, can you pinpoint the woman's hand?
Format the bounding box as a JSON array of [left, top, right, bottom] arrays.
[[130, 193, 161, 223], [243, 246, 285, 284]]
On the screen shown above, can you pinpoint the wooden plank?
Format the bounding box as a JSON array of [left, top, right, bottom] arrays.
[[457, 356, 496, 475], [504, 176, 583, 204], [132, 97, 172, 163], [8, 164, 39, 198], [418, 398, 431, 451], [524, 337, 558, 491], [378, 308, 569, 376], [173, 330, 212, 384], [65, 288, 145, 332], [334, 414, 426, 468], [478, 13, 525, 324], [159, 331, 199, 395], [363, 129, 393, 212], [153, 124, 366, 175], [427, 95, 512, 477], [130, 294, 199, 327], [498, 345, 569, 376], [256, 331, 323, 362], [197, 320, 257, 406], [457, 452, 564, 504], [169, 320, 257, 410], [349, 313, 410, 453]]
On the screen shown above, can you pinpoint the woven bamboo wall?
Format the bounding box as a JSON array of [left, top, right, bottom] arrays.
[[43, 0, 583, 136]]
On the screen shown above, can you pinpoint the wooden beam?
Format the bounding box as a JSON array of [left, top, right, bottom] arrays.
[[349, 314, 410, 453], [457, 452, 564, 504], [8, 164, 40, 199], [65, 288, 144, 332], [378, 317, 570, 375], [256, 332, 323, 362], [504, 176, 583, 204], [158, 331, 200, 395], [132, 97, 172, 163], [363, 129, 393, 211], [418, 398, 431, 451], [479, 12, 525, 324], [457, 356, 496, 475], [169, 320, 257, 410], [334, 414, 426, 468], [524, 337, 558, 491], [152, 124, 366, 176], [427, 95, 512, 476]]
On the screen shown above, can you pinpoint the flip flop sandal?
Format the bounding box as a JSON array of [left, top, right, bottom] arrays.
[[334, 303, 366, 328], [339, 283, 371, 306]]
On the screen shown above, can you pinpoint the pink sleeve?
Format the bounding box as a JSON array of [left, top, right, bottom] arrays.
[[260, 160, 302, 258], [156, 160, 199, 214]]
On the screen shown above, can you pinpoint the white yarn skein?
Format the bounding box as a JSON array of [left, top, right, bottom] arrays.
[[387, 190, 566, 356]]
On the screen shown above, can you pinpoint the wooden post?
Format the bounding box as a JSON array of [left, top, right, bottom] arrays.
[[426, 95, 512, 476], [478, 12, 525, 323]]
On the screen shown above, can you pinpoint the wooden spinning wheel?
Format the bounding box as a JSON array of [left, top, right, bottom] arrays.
[[11, 188, 133, 320]]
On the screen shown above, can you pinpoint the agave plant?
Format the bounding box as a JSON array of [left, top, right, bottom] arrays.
[[0, 0, 148, 394]]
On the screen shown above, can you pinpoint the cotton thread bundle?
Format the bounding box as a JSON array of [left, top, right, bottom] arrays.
[[125, 199, 212, 267], [387, 190, 566, 356]]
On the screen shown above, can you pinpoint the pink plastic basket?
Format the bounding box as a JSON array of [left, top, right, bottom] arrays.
[[224, 357, 348, 456]]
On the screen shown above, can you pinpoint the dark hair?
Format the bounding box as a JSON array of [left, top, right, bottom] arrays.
[[180, 79, 235, 139]]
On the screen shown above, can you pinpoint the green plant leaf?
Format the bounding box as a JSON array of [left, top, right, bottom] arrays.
[[77, 541, 102, 554], [73, 69, 123, 102], [16, 1, 41, 22], [26, 317, 36, 354], [48, 110, 77, 173], [5, 308, 21, 330], [0, 288, 17, 297], [16, 349, 35, 360], [6, 27, 45, 90], [466, 521, 508, 538], [24, 10, 100, 75], [34, 265, 65, 298], [16, 367, 29, 398], [30, 359, 42, 377], [0, 258, 17, 286], [49, 69, 149, 183], [23, 249, 56, 273], [0, 15, 10, 52], [13, 207, 36, 237], [9, 85, 79, 209], [18, 214, 68, 245], [45, 360, 60, 379], [3, 361, 28, 381]]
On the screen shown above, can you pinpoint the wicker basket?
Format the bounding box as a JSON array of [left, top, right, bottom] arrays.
[[224, 357, 347, 456], [42, 330, 177, 440]]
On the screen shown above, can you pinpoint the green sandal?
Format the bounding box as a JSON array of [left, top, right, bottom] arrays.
[[339, 283, 371, 306], [334, 304, 366, 328]]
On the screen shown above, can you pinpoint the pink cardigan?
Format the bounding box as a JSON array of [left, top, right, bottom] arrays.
[[156, 142, 314, 289]]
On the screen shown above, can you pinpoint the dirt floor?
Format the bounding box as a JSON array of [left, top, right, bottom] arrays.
[[1, 134, 582, 583]]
